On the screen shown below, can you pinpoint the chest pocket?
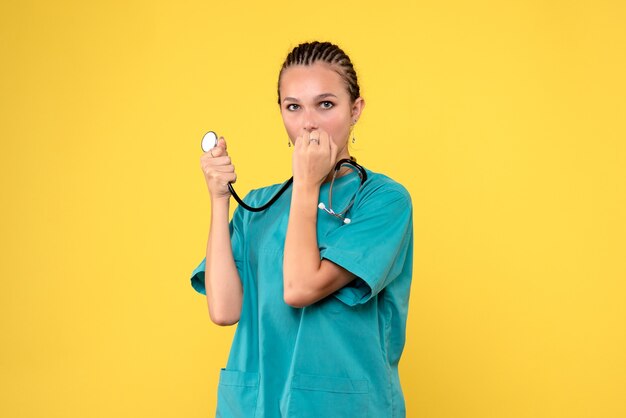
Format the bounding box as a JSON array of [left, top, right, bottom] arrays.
[[282, 373, 369, 418]]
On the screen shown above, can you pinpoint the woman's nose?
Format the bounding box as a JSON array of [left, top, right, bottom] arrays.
[[302, 111, 319, 132]]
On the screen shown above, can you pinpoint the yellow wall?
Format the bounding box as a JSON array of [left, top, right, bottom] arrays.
[[1, 1, 624, 417]]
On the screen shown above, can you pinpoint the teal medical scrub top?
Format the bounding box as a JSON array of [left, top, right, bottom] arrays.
[[190, 168, 413, 418]]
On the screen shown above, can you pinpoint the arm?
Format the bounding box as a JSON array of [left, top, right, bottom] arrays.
[[282, 130, 356, 308], [200, 138, 243, 325], [283, 182, 356, 308], [204, 197, 242, 325]]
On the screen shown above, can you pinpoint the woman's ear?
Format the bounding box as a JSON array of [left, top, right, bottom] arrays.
[[351, 97, 365, 123]]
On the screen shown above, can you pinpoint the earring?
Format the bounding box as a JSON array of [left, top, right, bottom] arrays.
[[351, 120, 357, 144], [288, 140, 291, 147]]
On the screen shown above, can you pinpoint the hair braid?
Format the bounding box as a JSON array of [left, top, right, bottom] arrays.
[[277, 41, 361, 104]]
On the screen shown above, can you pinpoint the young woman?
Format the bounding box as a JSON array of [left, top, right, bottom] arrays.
[[192, 41, 413, 417]]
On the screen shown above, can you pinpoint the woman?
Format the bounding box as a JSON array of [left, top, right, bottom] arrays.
[[191, 41, 413, 417]]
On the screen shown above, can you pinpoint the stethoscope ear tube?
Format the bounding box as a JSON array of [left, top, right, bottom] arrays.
[[336, 158, 367, 182]]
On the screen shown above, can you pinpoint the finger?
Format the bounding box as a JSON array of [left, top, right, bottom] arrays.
[[294, 133, 306, 150], [214, 164, 235, 173], [201, 151, 218, 162], [318, 130, 329, 150], [311, 130, 329, 160], [203, 147, 222, 158], [225, 173, 237, 184], [210, 144, 228, 158], [309, 130, 321, 147], [201, 155, 231, 168], [206, 137, 228, 158], [214, 172, 237, 186], [207, 169, 236, 183]]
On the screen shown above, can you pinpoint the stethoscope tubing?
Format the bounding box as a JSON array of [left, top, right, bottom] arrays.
[[227, 178, 293, 212], [228, 158, 366, 213], [201, 131, 366, 214]]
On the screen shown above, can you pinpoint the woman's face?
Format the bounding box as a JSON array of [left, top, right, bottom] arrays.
[[279, 62, 364, 159]]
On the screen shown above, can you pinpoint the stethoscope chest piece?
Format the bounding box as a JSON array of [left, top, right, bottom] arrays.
[[201, 131, 218, 153]]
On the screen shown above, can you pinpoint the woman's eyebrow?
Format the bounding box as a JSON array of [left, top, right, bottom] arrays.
[[282, 93, 338, 103]]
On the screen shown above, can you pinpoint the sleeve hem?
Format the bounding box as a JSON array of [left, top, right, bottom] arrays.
[[190, 273, 206, 295], [190, 259, 207, 295], [321, 248, 380, 306]]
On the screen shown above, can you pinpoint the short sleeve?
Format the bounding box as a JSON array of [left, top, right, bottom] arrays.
[[189, 204, 246, 295], [319, 184, 413, 306]]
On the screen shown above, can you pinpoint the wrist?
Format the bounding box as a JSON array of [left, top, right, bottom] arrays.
[[291, 180, 321, 196], [290, 182, 320, 219], [210, 195, 231, 210]]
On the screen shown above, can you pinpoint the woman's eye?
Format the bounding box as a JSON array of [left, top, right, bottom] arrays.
[[286, 104, 300, 111], [320, 101, 334, 109]]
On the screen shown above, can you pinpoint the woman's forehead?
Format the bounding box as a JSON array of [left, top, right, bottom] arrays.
[[279, 63, 348, 100]]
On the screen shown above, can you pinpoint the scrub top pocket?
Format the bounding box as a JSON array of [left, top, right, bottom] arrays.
[[283, 373, 369, 418], [216, 369, 259, 418]]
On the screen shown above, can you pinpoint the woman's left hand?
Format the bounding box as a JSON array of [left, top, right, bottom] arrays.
[[292, 129, 338, 187]]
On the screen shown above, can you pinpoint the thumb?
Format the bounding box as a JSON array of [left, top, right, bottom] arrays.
[[216, 137, 229, 156]]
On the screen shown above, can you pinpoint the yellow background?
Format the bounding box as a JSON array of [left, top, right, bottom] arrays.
[[1, 1, 624, 417]]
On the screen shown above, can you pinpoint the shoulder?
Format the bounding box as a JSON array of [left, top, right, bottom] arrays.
[[359, 169, 412, 207]]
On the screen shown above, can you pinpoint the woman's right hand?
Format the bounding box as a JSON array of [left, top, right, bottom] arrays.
[[200, 137, 237, 200]]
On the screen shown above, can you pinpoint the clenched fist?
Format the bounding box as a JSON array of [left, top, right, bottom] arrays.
[[200, 137, 237, 200]]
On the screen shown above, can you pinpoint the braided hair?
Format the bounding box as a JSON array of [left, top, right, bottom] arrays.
[[277, 41, 361, 104]]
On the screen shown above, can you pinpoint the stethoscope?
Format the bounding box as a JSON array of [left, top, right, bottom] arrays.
[[201, 131, 367, 223]]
